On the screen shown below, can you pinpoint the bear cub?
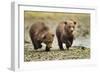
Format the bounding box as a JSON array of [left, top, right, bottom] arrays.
[[56, 20, 76, 50], [29, 22, 54, 51]]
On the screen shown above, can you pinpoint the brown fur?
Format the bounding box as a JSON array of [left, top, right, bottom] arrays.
[[29, 22, 54, 51], [56, 20, 76, 50]]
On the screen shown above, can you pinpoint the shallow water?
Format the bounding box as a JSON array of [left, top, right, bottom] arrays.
[[72, 37, 90, 48]]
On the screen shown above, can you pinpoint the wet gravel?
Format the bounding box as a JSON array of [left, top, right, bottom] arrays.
[[24, 45, 90, 62]]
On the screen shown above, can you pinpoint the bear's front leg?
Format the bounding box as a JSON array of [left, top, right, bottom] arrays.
[[31, 39, 38, 50], [37, 41, 42, 48], [45, 46, 50, 52], [33, 40, 41, 50], [66, 44, 70, 50], [66, 40, 71, 50], [58, 41, 64, 50], [38, 44, 42, 48], [33, 42, 39, 50]]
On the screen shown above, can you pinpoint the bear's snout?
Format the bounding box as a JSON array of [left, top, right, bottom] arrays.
[[71, 30, 73, 33]]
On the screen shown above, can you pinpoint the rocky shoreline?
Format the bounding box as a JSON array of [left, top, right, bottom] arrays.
[[24, 46, 90, 62]]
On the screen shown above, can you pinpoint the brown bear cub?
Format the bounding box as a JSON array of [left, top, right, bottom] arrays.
[[56, 20, 76, 50], [29, 22, 54, 51]]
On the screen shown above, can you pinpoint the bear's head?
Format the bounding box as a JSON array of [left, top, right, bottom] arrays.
[[42, 32, 54, 50], [64, 20, 76, 35]]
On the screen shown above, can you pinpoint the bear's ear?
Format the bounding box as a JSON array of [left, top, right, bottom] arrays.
[[64, 21, 67, 25], [74, 21, 76, 25]]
